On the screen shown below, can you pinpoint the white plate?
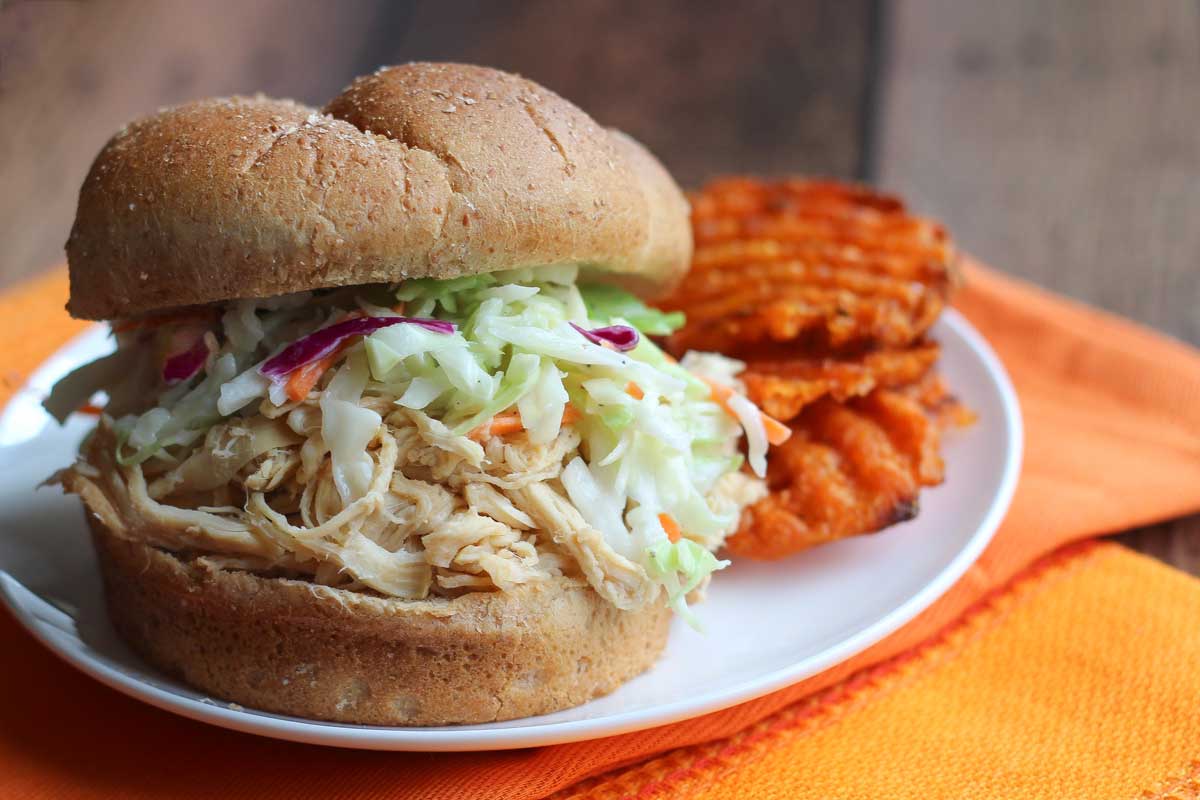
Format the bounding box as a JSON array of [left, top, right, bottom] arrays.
[[0, 310, 1020, 751]]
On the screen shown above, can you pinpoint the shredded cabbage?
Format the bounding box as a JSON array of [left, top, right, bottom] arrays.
[[320, 351, 380, 503], [517, 358, 568, 445], [115, 353, 239, 465], [43, 348, 137, 423], [49, 266, 777, 624], [579, 284, 686, 335], [646, 538, 730, 630]]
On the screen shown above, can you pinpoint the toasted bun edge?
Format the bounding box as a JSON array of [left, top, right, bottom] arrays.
[[88, 511, 671, 725]]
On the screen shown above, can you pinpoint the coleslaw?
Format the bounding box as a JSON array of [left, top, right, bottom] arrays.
[[48, 266, 785, 626]]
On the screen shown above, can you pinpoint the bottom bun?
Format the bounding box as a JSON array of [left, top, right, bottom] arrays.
[[87, 514, 671, 725]]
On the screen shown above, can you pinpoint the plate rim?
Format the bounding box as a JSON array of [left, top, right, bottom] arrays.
[[0, 308, 1022, 751]]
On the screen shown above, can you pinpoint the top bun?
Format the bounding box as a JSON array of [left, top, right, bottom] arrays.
[[66, 63, 691, 320]]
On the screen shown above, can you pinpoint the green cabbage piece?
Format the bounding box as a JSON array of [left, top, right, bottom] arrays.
[[646, 538, 731, 630], [579, 283, 686, 335]]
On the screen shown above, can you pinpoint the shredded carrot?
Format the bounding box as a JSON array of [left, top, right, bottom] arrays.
[[658, 513, 682, 543], [76, 403, 105, 416], [485, 411, 525, 437], [468, 411, 523, 441], [285, 358, 332, 402], [470, 403, 583, 441], [284, 341, 353, 402], [392, 302, 407, 314], [700, 376, 792, 446], [701, 376, 733, 403], [561, 403, 583, 425], [760, 413, 793, 446], [112, 308, 217, 334], [625, 381, 644, 400], [280, 310, 369, 402]]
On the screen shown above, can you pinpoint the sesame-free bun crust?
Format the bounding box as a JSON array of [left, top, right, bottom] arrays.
[[88, 513, 671, 725], [67, 63, 691, 320]]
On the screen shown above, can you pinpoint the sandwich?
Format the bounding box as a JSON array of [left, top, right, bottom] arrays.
[[45, 63, 785, 725]]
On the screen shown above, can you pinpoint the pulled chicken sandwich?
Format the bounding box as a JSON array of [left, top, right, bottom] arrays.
[[45, 63, 787, 725]]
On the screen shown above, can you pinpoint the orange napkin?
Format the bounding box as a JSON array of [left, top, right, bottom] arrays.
[[2, 261, 1200, 800]]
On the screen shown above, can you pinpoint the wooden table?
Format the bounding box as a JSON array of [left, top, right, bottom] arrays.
[[1, 1, 1196, 567], [875, 1, 1200, 570]]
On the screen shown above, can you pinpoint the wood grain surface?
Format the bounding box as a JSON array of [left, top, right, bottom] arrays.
[[0, 0, 391, 284], [0, 0, 1195, 569], [874, 0, 1200, 571], [0, 0, 873, 281]]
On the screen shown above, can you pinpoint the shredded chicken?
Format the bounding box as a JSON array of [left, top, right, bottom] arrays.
[[46, 274, 778, 616], [510, 482, 657, 610], [60, 389, 764, 608]]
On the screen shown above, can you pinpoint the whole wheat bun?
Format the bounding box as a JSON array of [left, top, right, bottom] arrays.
[[88, 513, 671, 725], [67, 62, 691, 320]]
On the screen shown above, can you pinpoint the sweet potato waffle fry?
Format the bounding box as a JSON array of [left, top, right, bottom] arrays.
[[726, 382, 951, 560], [659, 177, 969, 560], [662, 178, 959, 355], [741, 341, 941, 422]]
